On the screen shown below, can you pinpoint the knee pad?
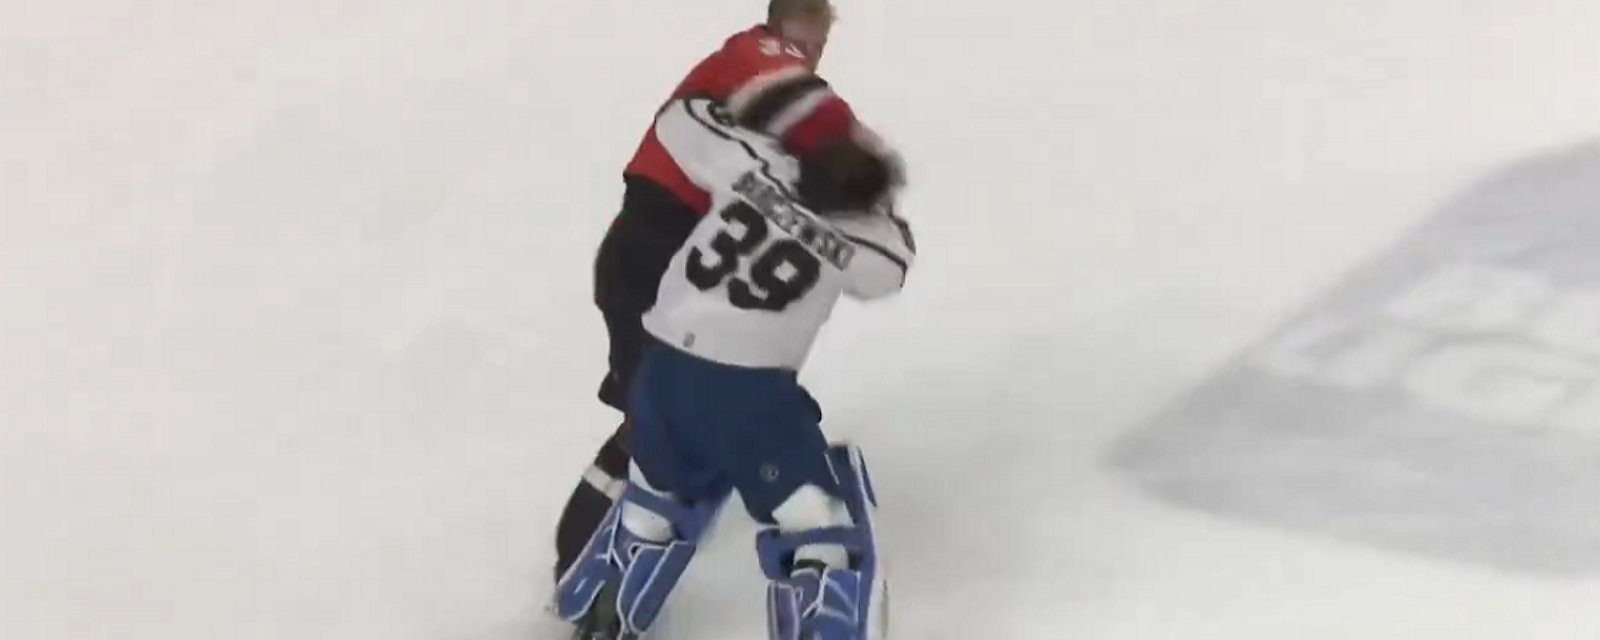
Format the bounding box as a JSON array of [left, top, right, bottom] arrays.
[[757, 443, 888, 640], [757, 444, 880, 575], [554, 483, 720, 635]]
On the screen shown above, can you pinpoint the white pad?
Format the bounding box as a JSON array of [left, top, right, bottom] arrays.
[[772, 483, 855, 569], [621, 462, 675, 542]]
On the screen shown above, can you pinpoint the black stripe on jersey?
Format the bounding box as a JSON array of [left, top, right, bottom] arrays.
[[735, 76, 832, 133], [841, 233, 910, 275], [888, 214, 917, 254], [680, 99, 808, 205]]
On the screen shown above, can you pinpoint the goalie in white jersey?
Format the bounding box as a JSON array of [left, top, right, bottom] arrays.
[[555, 97, 913, 640]]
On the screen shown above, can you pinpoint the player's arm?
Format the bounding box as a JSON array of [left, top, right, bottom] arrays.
[[832, 205, 916, 300], [720, 37, 857, 158], [653, 99, 783, 193]]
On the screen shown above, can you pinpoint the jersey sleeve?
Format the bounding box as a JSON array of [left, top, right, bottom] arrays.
[[653, 99, 783, 194], [717, 31, 858, 158], [831, 206, 917, 300]]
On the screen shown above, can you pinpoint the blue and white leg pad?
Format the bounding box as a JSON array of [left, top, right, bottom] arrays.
[[757, 444, 889, 640], [554, 483, 718, 635]]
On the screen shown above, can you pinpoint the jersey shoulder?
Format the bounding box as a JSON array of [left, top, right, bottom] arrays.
[[653, 98, 802, 194], [676, 25, 811, 101]]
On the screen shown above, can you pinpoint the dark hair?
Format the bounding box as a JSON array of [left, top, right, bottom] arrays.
[[797, 137, 892, 215]]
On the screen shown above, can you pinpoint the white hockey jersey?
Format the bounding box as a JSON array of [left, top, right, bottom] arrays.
[[642, 98, 916, 370]]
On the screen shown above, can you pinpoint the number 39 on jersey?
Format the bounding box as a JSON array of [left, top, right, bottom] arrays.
[[641, 98, 916, 370], [686, 201, 823, 312]]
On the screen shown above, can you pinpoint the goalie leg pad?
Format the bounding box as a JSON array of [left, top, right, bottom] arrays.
[[758, 444, 888, 640], [554, 483, 719, 635], [767, 563, 873, 640]]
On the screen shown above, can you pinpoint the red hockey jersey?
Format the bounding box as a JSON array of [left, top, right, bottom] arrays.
[[623, 24, 858, 215]]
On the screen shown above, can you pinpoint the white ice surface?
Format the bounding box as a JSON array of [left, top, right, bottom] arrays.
[[4, 1, 1600, 638]]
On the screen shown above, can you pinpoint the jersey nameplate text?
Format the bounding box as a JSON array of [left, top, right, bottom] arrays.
[[732, 171, 855, 270]]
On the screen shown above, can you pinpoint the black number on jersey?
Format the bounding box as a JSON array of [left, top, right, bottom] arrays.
[[686, 202, 768, 289], [686, 203, 823, 312]]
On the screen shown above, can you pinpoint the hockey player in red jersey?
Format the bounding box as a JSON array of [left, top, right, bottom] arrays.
[[621, 12, 857, 217], [552, 0, 899, 581]]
